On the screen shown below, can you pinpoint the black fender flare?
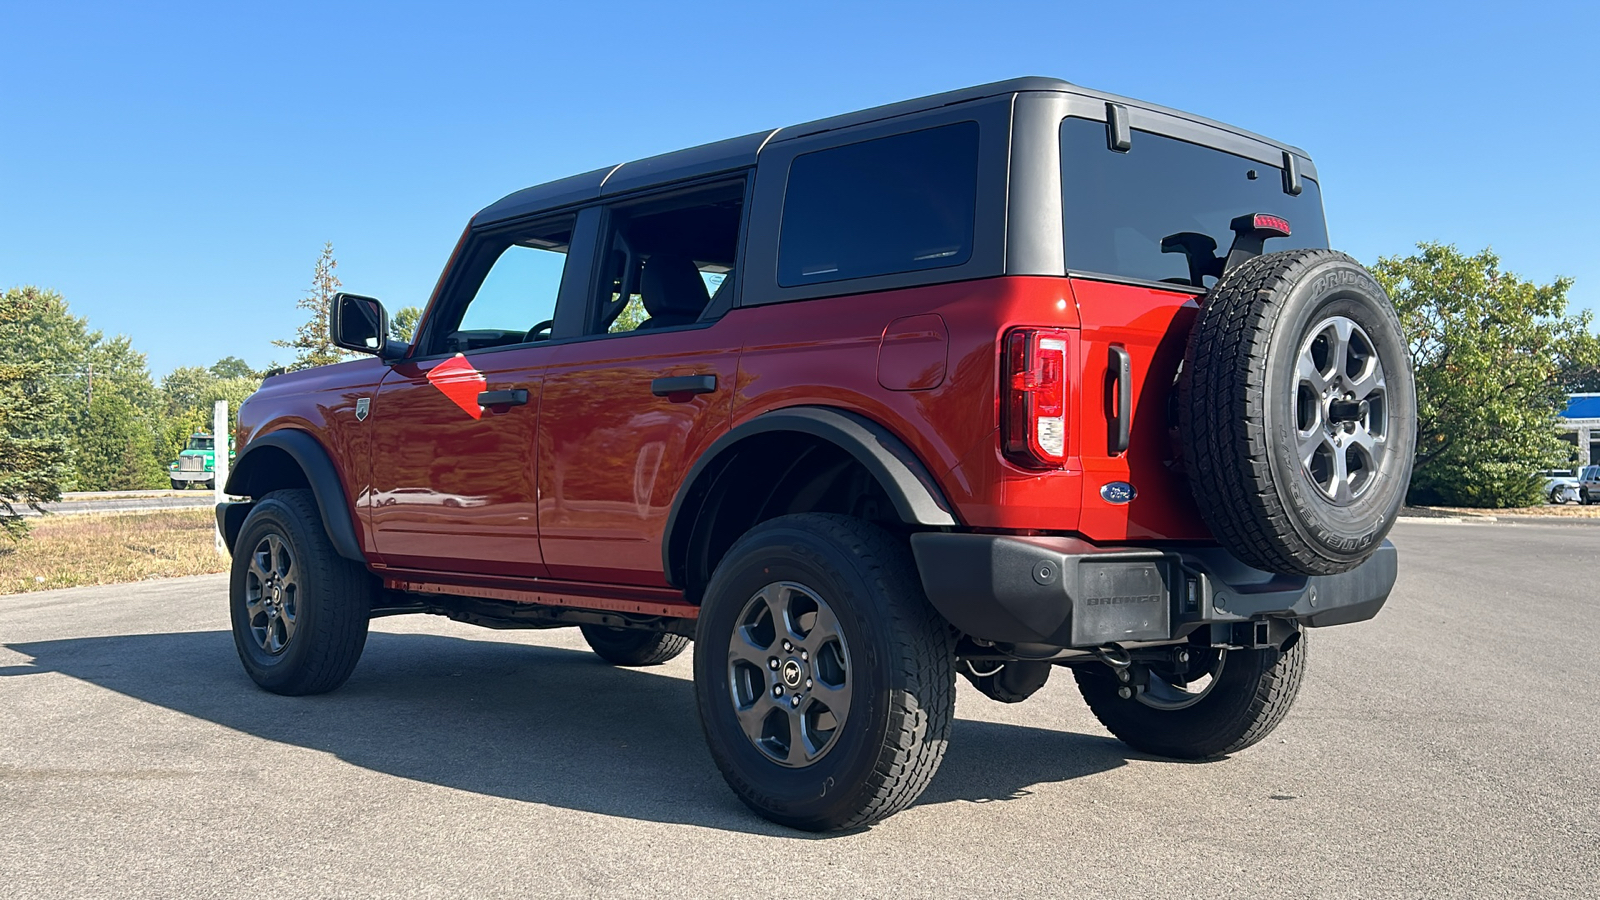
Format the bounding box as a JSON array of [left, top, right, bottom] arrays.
[[223, 429, 365, 563], [662, 406, 958, 587]]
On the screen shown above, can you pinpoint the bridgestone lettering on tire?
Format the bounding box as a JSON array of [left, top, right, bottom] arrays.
[[1180, 249, 1417, 575], [229, 489, 373, 696], [693, 514, 955, 832]]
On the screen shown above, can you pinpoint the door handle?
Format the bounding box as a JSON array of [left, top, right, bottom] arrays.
[[1108, 345, 1131, 455], [477, 389, 530, 408], [651, 374, 717, 398]]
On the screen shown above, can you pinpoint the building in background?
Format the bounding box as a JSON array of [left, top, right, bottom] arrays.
[[1559, 394, 1600, 468]]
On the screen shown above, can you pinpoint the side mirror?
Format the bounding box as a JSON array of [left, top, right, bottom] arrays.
[[331, 293, 398, 358]]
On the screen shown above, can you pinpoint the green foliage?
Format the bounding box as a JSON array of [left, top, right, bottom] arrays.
[[209, 356, 257, 380], [1372, 243, 1594, 507], [0, 289, 68, 538], [1, 286, 166, 493], [160, 366, 216, 418], [72, 394, 166, 491], [390, 305, 422, 342], [273, 242, 354, 370]]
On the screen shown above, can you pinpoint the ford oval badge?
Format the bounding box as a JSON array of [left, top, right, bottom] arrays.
[[1100, 481, 1136, 504]]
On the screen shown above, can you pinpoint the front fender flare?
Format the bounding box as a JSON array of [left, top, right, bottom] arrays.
[[224, 429, 365, 563]]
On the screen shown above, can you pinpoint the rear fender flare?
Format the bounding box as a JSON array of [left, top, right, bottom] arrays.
[[662, 406, 958, 588]]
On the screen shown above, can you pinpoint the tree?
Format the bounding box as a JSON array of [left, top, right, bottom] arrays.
[[160, 366, 216, 418], [209, 356, 257, 380], [75, 393, 165, 491], [273, 242, 353, 370], [1372, 243, 1593, 507], [389, 305, 422, 342], [0, 289, 67, 538]]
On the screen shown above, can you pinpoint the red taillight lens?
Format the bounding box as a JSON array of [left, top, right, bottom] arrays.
[[1003, 328, 1071, 467]]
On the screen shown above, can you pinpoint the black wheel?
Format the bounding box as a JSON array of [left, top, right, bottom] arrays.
[[229, 489, 372, 696], [204, 479, 216, 491], [171, 479, 184, 491], [693, 514, 955, 831], [1583, 488, 1593, 506], [579, 625, 688, 666], [1550, 487, 1566, 505], [1074, 636, 1307, 759], [1181, 249, 1416, 575]]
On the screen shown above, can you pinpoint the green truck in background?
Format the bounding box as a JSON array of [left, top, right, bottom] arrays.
[[167, 433, 233, 490]]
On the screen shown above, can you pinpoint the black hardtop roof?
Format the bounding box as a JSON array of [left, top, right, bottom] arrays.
[[475, 76, 1311, 225]]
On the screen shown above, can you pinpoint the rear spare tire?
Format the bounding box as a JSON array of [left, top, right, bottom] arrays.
[[1180, 249, 1415, 575]]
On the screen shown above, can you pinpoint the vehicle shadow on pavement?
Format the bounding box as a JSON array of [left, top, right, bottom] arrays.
[[2, 629, 1132, 834]]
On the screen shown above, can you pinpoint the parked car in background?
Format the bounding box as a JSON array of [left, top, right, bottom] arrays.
[[1541, 469, 1581, 504], [167, 432, 233, 490], [1579, 465, 1600, 504]]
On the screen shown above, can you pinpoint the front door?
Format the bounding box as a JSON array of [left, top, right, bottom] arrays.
[[369, 215, 583, 577], [536, 180, 746, 585]]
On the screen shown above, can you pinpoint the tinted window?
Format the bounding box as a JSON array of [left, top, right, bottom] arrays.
[[778, 122, 979, 287], [1060, 117, 1329, 288]]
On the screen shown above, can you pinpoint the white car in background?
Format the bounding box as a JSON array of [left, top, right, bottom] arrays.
[[1542, 469, 1581, 504]]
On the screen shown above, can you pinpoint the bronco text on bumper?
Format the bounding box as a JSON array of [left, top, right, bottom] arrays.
[[217, 76, 1414, 832]]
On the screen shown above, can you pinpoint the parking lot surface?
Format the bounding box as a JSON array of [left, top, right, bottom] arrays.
[[2, 520, 1596, 899]]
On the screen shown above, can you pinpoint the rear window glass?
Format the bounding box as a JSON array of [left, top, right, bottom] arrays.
[[778, 122, 979, 287], [1060, 117, 1328, 288]]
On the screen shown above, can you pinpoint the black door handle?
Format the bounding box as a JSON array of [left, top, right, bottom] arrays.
[[477, 389, 529, 408], [1108, 345, 1131, 455], [651, 374, 717, 398]]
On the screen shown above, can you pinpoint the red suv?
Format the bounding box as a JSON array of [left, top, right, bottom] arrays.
[[219, 77, 1415, 831]]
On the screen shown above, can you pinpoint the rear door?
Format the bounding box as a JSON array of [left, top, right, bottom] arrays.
[[1058, 115, 1330, 541], [536, 180, 745, 585]]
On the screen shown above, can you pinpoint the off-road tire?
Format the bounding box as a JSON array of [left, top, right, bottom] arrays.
[[579, 625, 688, 666], [1181, 249, 1416, 575], [694, 514, 955, 832], [1075, 634, 1308, 759], [229, 489, 372, 696]]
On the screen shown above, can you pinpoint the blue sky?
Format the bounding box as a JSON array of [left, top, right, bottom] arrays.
[[2, 0, 1596, 378]]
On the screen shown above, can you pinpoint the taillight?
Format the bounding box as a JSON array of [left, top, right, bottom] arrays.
[[1003, 328, 1070, 467]]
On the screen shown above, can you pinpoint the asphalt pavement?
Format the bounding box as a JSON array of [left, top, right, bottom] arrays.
[[19, 490, 216, 517], [1, 519, 1595, 898]]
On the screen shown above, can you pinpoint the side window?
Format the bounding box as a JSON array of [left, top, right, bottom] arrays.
[[777, 122, 979, 287], [591, 181, 743, 336], [432, 219, 572, 353]]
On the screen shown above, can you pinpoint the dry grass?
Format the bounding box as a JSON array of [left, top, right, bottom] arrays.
[[0, 509, 229, 595], [1426, 504, 1600, 518]]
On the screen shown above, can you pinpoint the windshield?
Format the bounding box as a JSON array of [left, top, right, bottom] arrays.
[[187, 437, 214, 451], [1060, 117, 1329, 288]]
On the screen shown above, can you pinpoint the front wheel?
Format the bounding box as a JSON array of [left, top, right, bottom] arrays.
[[579, 625, 688, 666], [229, 489, 373, 696], [694, 514, 955, 831], [1074, 635, 1307, 759]]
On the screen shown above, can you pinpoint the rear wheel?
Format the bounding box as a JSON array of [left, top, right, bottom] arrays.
[[1074, 635, 1307, 759], [694, 514, 954, 831], [579, 625, 688, 666], [229, 489, 372, 696]]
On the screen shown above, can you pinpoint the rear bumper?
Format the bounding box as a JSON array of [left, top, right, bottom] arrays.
[[910, 533, 1396, 648]]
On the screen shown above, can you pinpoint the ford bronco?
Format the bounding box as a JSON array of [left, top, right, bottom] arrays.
[[218, 77, 1415, 831]]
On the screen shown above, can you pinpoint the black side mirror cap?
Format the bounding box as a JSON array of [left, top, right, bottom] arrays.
[[330, 292, 394, 358]]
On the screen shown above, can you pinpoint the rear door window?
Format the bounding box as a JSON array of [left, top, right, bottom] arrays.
[[777, 122, 979, 287], [1060, 117, 1328, 288]]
